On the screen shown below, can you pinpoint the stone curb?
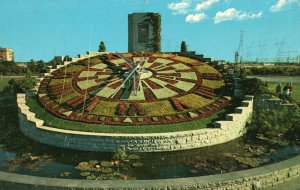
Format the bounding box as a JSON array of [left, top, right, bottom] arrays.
[[0, 155, 299, 190]]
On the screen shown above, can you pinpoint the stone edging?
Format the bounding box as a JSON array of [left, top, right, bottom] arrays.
[[0, 154, 299, 189], [16, 93, 253, 152]]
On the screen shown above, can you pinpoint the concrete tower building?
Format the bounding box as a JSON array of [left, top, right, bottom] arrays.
[[128, 13, 161, 52]]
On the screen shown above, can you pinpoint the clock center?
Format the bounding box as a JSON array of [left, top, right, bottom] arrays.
[[123, 68, 153, 79]]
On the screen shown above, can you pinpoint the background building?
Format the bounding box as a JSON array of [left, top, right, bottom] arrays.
[[0, 48, 14, 62], [128, 13, 161, 52]]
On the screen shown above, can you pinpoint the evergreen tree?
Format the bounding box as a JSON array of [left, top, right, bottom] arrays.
[[180, 41, 187, 52], [98, 41, 106, 52]]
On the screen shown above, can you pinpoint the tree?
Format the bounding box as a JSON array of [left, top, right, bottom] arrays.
[[180, 41, 187, 52], [2, 70, 36, 94], [98, 41, 106, 52]]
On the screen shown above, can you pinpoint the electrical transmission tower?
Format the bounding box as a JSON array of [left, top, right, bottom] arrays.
[[275, 39, 286, 63]]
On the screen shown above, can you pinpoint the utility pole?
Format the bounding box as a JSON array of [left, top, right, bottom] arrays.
[[238, 30, 244, 64]]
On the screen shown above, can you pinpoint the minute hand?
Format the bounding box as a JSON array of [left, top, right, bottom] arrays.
[[110, 66, 139, 98]]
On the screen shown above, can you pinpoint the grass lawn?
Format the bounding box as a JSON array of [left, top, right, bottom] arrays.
[[0, 76, 20, 93], [268, 82, 300, 102], [26, 95, 234, 134]]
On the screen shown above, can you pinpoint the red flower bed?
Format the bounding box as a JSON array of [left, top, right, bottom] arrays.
[[120, 63, 131, 69], [157, 73, 181, 77], [188, 61, 204, 66], [166, 61, 181, 66], [77, 76, 98, 82], [202, 73, 222, 80], [108, 80, 123, 89], [66, 96, 85, 108], [52, 89, 74, 99], [167, 54, 177, 59], [147, 57, 156, 63], [177, 69, 194, 72], [143, 79, 163, 89], [165, 84, 186, 94], [84, 97, 100, 112], [110, 88, 125, 100], [170, 97, 191, 111], [50, 83, 71, 91], [176, 78, 197, 83], [95, 72, 110, 75], [86, 85, 99, 93], [194, 90, 215, 99], [200, 85, 214, 92], [117, 102, 126, 116], [143, 88, 157, 101], [156, 66, 175, 72], [128, 102, 145, 116], [148, 62, 161, 69], [132, 52, 143, 57], [143, 52, 154, 57], [103, 53, 118, 60], [156, 77, 178, 84]]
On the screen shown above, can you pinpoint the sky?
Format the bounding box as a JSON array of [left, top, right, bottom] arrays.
[[0, 0, 299, 62]]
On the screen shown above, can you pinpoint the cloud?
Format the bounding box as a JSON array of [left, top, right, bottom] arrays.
[[168, 0, 191, 14], [270, 0, 300, 12], [186, 13, 208, 23], [214, 8, 263, 24], [195, 0, 219, 11]]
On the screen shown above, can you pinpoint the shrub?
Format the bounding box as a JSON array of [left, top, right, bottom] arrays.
[[247, 106, 300, 143], [241, 78, 268, 96]]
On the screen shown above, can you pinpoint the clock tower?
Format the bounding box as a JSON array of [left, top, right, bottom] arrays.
[[128, 13, 161, 52]]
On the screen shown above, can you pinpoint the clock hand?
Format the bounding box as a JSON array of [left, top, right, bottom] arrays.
[[115, 53, 134, 68], [110, 66, 139, 98], [134, 71, 142, 96]]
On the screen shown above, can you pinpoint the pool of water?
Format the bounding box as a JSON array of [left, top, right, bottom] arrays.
[[0, 95, 299, 180]]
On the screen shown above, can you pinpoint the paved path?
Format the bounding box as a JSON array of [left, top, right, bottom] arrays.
[[248, 75, 300, 83], [266, 176, 300, 190]]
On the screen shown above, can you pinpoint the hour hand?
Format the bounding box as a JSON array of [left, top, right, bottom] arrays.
[[115, 53, 134, 68]]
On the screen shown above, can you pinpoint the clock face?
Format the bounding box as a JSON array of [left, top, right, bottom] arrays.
[[38, 52, 229, 125]]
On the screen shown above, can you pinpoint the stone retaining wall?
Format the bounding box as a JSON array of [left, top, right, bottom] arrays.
[[17, 94, 254, 152], [0, 154, 299, 190]]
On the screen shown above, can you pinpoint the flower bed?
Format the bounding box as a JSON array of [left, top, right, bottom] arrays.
[[37, 52, 230, 126]]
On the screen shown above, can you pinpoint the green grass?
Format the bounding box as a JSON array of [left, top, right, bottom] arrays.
[[0, 76, 17, 93], [26, 95, 233, 134], [268, 82, 300, 102]]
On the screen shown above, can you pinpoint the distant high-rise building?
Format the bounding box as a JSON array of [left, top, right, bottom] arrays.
[[128, 13, 161, 52], [0, 48, 14, 62]]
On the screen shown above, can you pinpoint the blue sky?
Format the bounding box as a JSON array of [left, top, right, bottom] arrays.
[[0, 0, 299, 62]]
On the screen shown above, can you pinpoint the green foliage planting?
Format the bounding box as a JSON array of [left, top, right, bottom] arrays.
[[27, 59, 46, 74], [245, 66, 300, 76], [247, 106, 300, 144], [98, 41, 106, 52], [143, 13, 161, 52], [1, 71, 36, 94], [0, 61, 26, 75], [180, 41, 187, 52], [241, 78, 268, 95]]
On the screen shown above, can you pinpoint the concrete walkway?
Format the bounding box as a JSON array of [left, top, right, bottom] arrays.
[[248, 75, 300, 83]]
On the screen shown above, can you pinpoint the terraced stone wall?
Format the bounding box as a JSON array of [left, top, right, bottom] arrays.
[[17, 94, 254, 152]]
